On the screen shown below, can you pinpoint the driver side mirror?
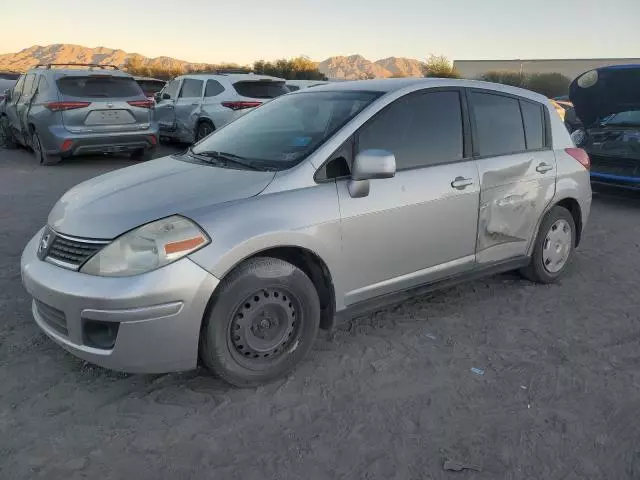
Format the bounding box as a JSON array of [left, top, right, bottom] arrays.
[[348, 149, 396, 198], [4, 89, 11, 102], [162, 93, 171, 100]]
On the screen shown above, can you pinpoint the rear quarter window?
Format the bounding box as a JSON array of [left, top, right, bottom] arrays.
[[56, 76, 143, 98], [233, 81, 289, 99], [520, 100, 545, 150]]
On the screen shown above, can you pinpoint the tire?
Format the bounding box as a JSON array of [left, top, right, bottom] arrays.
[[0, 117, 17, 149], [200, 257, 320, 387], [130, 147, 155, 161], [32, 130, 61, 166], [195, 120, 214, 142], [520, 206, 576, 284]]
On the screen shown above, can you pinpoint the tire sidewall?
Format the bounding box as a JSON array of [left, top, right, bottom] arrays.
[[196, 121, 214, 142], [531, 206, 576, 282], [201, 257, 320, 386]]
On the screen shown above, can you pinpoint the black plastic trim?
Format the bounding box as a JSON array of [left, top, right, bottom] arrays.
[[334, 256, 530, 324]]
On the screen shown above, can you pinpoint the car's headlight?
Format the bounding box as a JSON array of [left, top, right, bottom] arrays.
[[80, 215, 209, 277]]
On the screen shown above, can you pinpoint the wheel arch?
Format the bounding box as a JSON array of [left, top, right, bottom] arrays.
[[232, 246, 335, 331], [554, 197, 583, 247]]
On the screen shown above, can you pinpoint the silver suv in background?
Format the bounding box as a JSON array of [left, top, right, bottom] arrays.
[[154, 72, 288, 143], [21, 79, 591, 387], [0, 64, 158, 165]]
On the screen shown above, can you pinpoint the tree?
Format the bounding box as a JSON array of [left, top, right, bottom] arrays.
[[422, 54, 460, 78], [252, 57, 327, 80], [479, 70, 525, 87]]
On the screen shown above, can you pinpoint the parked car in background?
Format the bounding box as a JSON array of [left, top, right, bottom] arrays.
[[21, 78, 591, 387], [0, 63, 158, 165], [154, 72, 288, 143], [134, 76, 166, 100], [570, 64, 640, 190], [285, 80, 329, 91], [0, 71, 21, 103]]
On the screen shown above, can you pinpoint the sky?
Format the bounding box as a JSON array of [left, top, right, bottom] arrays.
[[1, 0, 639, 64]]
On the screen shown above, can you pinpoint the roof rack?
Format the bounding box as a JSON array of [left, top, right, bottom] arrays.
[[189, 69, 253, 75], [35, 63, 120, 70]]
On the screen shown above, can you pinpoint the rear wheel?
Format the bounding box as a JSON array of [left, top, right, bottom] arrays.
[[0, 117, 17, 149], [32, 130, 61, 166], [195, 120, 214, 142], [520, 206, 576, 283], [130, 147, 155, 161], [200, 257, 320, 387]]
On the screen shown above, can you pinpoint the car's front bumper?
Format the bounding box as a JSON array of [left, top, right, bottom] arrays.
[[20, 229, 219, 373]]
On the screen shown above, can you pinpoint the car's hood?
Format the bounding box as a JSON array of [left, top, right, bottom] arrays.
[[48, 155, 276, 239], [570, 64, 640, 127]]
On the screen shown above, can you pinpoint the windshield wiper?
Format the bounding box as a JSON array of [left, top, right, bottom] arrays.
[[189, 149, 265, 171]]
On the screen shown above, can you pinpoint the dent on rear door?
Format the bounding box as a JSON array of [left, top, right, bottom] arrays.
[[476, 152, 556, 263]]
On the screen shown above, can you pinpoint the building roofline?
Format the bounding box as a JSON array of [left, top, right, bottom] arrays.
[[454, 58, 640, 62]]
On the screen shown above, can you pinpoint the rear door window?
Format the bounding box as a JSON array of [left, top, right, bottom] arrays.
[[233, 81, 289, 99], [56, 76, 143, 98], [179, 79, 204, 98], [471, 91, 526, 157], [520, 100, 545, 150]]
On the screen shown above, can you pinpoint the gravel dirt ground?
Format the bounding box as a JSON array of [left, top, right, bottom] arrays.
[[1, 145, 640, 480]]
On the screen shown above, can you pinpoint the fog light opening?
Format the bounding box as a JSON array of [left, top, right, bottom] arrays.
[[83, 320, 120, 350]]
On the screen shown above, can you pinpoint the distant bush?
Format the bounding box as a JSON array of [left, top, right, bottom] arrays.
[[525, 73, 571, 98], [479, 70, 525, 87], [422, 54, 460, 78], [253, 57, 327, 80], [479, 70, 571, 97]]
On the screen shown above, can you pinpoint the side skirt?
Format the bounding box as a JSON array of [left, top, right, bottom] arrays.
[[334, 256, 530, 325]]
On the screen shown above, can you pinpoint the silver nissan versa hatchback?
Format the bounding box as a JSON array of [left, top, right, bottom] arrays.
[[21, 78, 592, 387]]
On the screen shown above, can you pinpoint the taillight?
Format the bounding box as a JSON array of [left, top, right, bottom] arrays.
[[565, 147, 590, 170], [128, 99, 154, 109], [44, 101, 91, 112], [221, 101, 262, 111]]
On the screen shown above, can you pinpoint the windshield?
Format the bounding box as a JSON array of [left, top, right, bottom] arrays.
[[602, 110, 640, 126], [190, 90, 381, 170]]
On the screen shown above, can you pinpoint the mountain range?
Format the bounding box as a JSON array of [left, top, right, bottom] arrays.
[[0, 44, 426, 80]]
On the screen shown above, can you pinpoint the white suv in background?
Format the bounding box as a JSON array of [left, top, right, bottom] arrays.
[[154, 72, 288, 143]]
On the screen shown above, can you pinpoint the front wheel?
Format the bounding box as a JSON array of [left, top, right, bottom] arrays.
[[520, 206, 576, 284], [200, 257, 320, 387]]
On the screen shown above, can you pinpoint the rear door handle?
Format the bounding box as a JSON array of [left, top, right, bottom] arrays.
[[536, 162, 553, 173], [451, 176, 474, 189]]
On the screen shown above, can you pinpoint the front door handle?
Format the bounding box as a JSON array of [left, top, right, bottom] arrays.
[[536, 162, 553, 173], [451, 176, 474, 190]]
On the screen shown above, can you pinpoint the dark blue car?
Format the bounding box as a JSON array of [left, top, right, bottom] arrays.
[[569, 64, 640, 190]]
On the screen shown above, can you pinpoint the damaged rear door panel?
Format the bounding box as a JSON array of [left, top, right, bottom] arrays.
[[469, 89, 556, 264]]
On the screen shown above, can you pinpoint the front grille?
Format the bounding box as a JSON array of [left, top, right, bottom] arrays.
[[34, 300, 68, 336], [46, 233, 109, 269], [590, 155, 640, 178]]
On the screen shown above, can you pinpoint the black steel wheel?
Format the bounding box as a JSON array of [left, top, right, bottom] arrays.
[[195, 121, 214, 142], [200, 257, 320, 387]]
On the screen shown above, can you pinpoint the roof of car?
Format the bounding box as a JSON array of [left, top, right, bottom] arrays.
[[181, 73, 284, 82], [26, 66, 133, 78], [134, 76, 165, 82], [305, 77, 549, 103]]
